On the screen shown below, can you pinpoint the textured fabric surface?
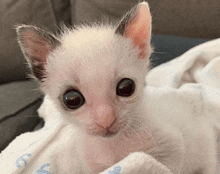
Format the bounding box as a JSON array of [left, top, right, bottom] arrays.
[[0, 80, 42, 118], [0, 97, 43, 153], [0, 80, 42, 152], [150, 35, 208, 68], [1, 38, 220, 174], [72, 0, 220, 39], [51, 0, 71, 26]]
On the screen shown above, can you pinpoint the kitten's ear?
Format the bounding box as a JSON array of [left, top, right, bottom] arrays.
[[116, 2, 152, 59], [16, 25, 60, 81]]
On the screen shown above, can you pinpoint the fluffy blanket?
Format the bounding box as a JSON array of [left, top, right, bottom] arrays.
[[0, 38, 220, 174]]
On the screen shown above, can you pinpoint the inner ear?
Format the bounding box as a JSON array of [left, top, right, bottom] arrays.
[[21, 30, 54, 63], [115, 2, 152, 59], [17, 25, 60, 81]]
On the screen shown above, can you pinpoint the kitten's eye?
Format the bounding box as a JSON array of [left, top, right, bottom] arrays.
[[116, 78, 135, 97], [63, 89, 85, 109]]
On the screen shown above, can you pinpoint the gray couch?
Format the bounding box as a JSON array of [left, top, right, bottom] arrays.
[[0, 0, 219, 152]]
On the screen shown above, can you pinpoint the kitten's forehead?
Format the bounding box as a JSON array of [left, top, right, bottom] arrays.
[[45, 26, 146, 96], [63, 27, 118, 79], [50, 27, 135, 79]]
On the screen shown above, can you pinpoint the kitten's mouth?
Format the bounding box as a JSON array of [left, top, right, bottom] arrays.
[[103, 129, 118, 137], [89, 128, 120, 138], [87, 121, 126, 138]]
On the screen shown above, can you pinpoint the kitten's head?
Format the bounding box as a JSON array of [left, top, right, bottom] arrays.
[[16, 2, 152, 138]]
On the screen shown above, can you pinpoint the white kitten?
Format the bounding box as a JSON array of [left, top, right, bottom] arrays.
[[16, 2, 219, 174]]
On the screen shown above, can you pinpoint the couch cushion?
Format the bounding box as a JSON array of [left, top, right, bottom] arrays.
[[0, 80, 42, 118], [72, 0, 220, 39], [150, 35, 209, 68], [0, 0, 71, 84], [0, 97, 43, 153], [0, 80, 43, 152]]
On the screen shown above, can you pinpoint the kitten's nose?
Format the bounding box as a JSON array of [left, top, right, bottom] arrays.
[[94, 104, 115, 129]]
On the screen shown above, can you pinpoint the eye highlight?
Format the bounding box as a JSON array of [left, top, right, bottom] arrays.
[[63, 89, 85, 109], [116, 78, 135, 97]]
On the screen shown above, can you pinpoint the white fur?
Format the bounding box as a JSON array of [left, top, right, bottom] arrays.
[[16, 3, 219, 173], [35, 25, 219, 174]]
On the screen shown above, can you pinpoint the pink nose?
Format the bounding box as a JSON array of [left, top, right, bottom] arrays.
[[93, 104, 115, 129]]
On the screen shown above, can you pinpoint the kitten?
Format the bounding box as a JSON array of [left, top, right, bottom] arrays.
[[16, 2, 219, 174]]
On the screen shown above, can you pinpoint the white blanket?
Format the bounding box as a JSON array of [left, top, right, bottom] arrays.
[[1, 38, 220, 174]]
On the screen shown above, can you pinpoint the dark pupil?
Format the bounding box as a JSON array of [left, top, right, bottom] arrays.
[[116, 78, 135, 97], [63, 90, 85, 109]]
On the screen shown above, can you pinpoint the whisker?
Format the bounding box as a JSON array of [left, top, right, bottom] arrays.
[[121, 112, 158, 148], [122, 120, 157, 153], [125, 122, 144, 142]]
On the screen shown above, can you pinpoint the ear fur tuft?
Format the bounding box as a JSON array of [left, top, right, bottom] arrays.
[[16, 25, 60, 81]]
